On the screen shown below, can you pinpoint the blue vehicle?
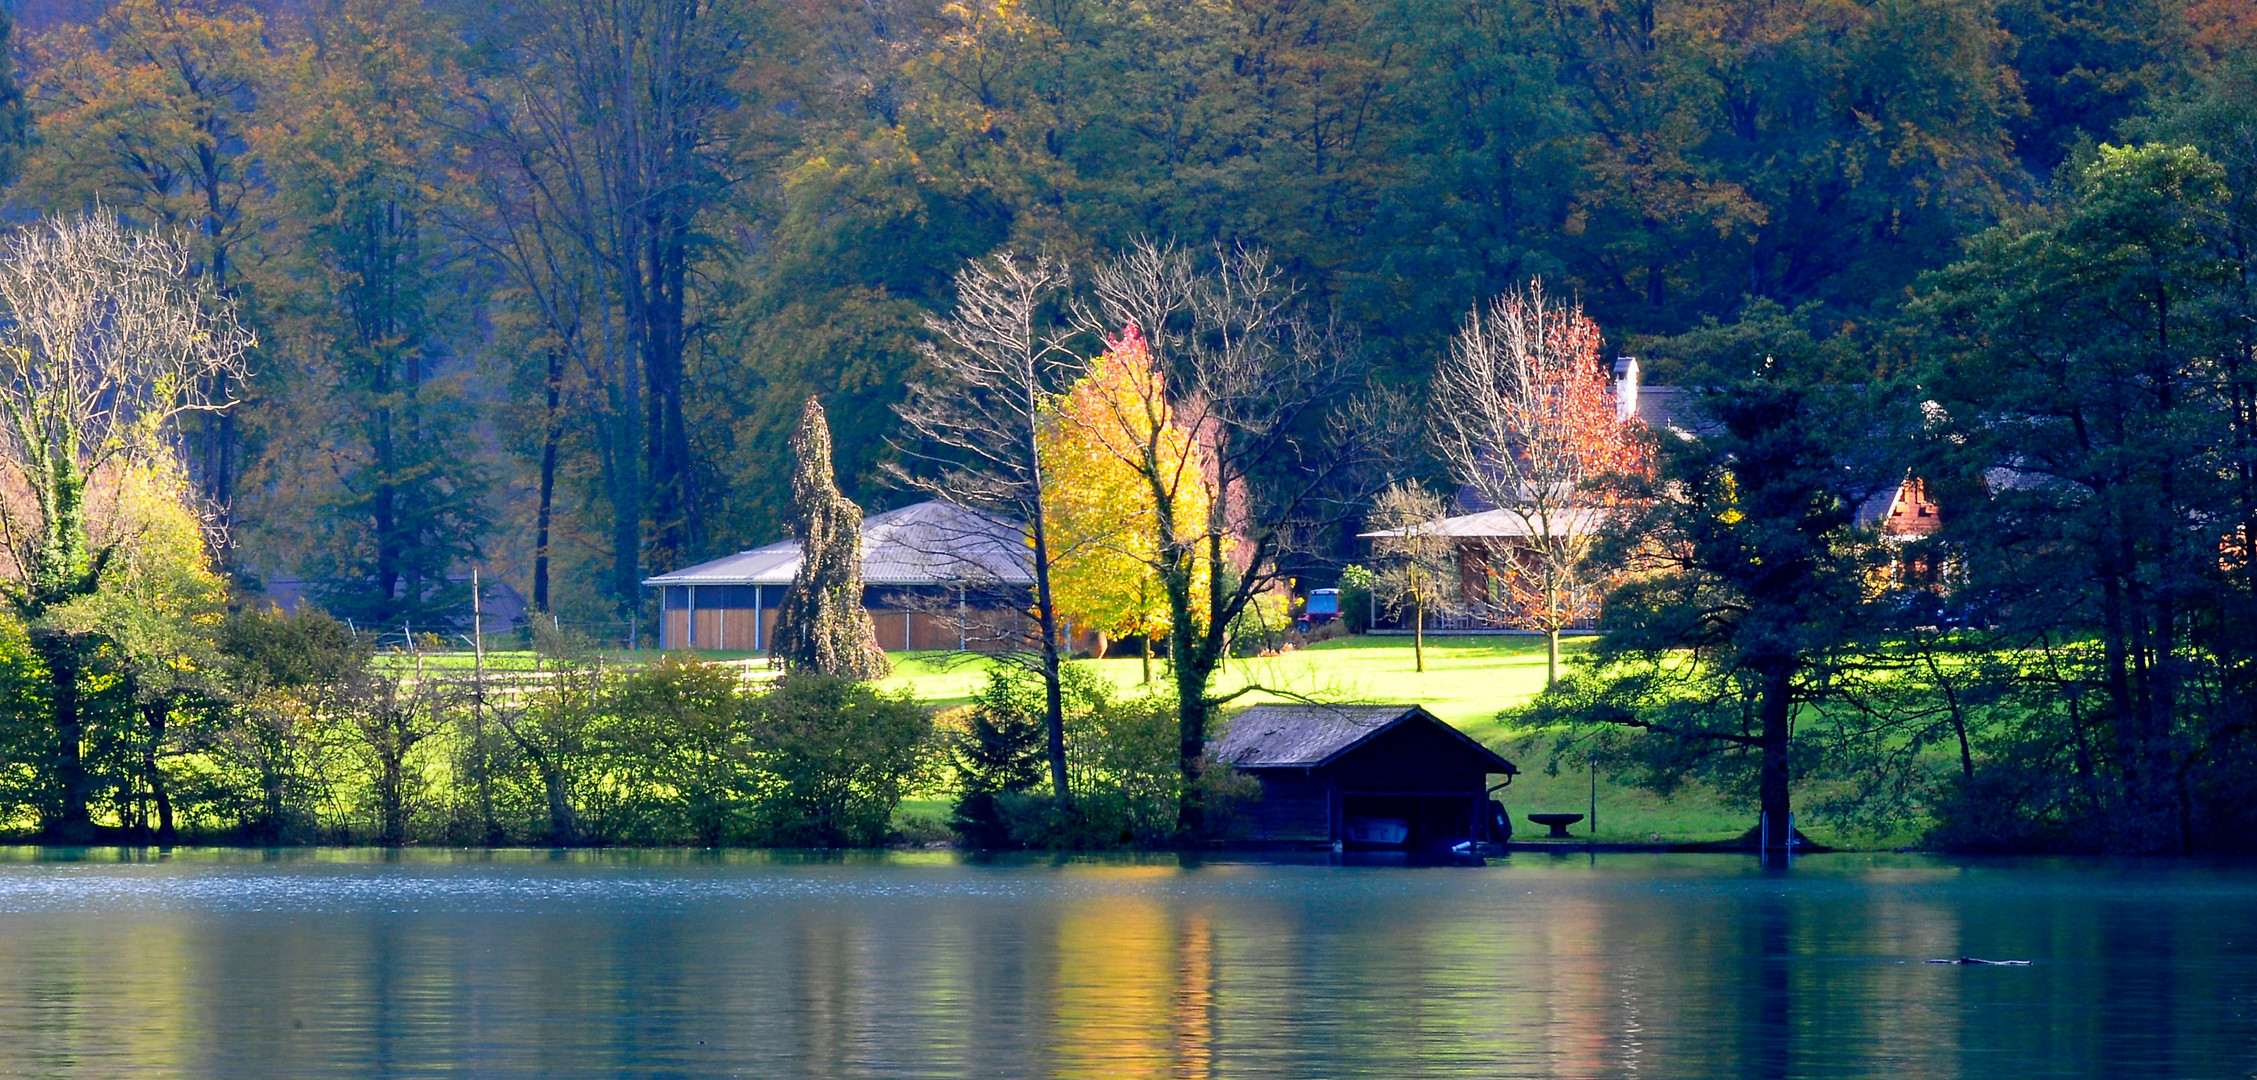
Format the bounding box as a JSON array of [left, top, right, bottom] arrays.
[[1304, 588, 1340, 624]]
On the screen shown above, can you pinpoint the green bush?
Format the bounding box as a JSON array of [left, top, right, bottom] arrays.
[[949, 667, 1052, 846], [949, 665, 1187, 848], [1338, 565, 1374, 634], [748, 674, 933, 847], [601, 657, 767, 844]]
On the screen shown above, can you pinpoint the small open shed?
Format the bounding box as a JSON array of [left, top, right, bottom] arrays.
[[1212, 704, 1517, 850]]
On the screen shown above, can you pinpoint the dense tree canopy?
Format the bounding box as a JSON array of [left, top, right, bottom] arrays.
[[0, 0, 2228, 636]]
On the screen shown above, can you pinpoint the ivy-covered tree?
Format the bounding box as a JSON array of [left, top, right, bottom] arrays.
[[768, 397, 890, 681], [0, 213, 253, 838]]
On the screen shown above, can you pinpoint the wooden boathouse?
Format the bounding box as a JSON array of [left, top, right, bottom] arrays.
[[1211, 704, 1518, 850]]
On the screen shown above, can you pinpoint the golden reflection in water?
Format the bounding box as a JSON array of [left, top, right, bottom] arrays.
[[1172, 907, 1216, 1080], [1048, 867, 1217, 1080]]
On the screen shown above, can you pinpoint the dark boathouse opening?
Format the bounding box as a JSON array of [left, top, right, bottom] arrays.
[[1212, 704, 1518, 851]]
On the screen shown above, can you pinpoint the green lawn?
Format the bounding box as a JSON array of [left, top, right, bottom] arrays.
[[879, 634, 1771, 846], [400, 634, 1834, 847], [881, 632, 1559, 733]]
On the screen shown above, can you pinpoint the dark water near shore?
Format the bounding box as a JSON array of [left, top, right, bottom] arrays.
[[0, 849, 2246, 1078]]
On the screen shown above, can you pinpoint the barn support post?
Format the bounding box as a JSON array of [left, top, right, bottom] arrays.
[[687, 585, 697, 650], [753, 585, 764, 653]]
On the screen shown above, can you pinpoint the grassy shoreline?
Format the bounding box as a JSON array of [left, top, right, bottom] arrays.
[[390, 635, 1892, 848]]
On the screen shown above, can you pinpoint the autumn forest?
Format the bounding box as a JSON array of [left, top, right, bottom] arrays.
[[0, 0, 2250, 849]]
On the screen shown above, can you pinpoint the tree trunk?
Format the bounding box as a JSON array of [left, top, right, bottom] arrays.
[[33, 631, 89, 837], [1141, 635, 1153, 685], [1412, 595, 1425, 672], [542, 762, 577, 846], [143, 702, 175, 843], [1546, 628, 1561, 687], [1026, 455, 1071, 805], [1169, 534, 1231, 841], [1925, 649, 1975, 782], [380, 747, 405, 847], [534, 345, 563, 612], [1757, 661, 1794, 850], [1175, 658, 1210, 840], [376, 705, 408, 847]]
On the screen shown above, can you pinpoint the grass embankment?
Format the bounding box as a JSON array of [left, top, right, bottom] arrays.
[[402, 634, 1790, 847], [882, 634, 1763, 847]]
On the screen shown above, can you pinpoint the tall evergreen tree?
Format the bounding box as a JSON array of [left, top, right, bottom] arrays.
[[1516, 305, 1913, 849], [768, 397, 890, 681]]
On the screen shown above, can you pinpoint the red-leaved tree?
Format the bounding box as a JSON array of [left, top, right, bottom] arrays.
[[1431, 281, 1652, 685]]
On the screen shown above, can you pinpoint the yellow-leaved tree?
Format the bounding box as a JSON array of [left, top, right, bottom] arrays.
[[1039, 326, 1212, 684]]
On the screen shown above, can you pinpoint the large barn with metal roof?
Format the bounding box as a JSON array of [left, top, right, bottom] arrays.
[[643, 501, 1037, 652]]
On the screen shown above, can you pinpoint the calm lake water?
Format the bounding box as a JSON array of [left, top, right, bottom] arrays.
[[0, 850, 2246, 1078]]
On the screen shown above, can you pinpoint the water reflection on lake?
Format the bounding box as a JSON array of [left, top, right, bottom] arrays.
[[0, 849, 2245, 1078]]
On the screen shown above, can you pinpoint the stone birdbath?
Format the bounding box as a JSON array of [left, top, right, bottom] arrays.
[[1527, 813, 1585, 839]]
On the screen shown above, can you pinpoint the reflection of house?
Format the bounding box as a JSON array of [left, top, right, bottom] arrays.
[[643, 500, 1037, 652], [1212, 704, 1517, 850]]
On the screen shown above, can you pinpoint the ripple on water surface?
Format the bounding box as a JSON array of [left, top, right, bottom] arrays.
[[0, 850, 2244, 1079]]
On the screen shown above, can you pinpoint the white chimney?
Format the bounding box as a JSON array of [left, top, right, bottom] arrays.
[[1613, 357, 1640, 422]]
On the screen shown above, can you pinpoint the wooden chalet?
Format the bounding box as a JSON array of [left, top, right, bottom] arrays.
[[1211, 704, 1517, 850]]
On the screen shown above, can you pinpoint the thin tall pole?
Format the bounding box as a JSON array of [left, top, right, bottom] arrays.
[[472, 568, 494, 845], [1588, 753, 1597, 839]]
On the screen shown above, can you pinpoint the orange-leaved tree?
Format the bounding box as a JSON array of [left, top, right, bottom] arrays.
[[1431, 280, 1653, 685], [1039, 325, 1213, 684]]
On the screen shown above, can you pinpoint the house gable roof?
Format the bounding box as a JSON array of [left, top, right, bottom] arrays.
[[642, 501, 1031, 588], [1361, 507, 1609, 540], [1211, 703, 1517, 773]]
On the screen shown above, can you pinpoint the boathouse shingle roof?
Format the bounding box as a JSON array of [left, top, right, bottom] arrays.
[[1212, 704, 1516, 773]]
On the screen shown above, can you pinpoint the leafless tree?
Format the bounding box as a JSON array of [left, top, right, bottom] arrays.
[[1364, 481, 1462, 673], [1079, 240, 1405, 837], [0, 211, 252, 835], [891, 253, 1082, 805], [1429, 281, 1649, 685]]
